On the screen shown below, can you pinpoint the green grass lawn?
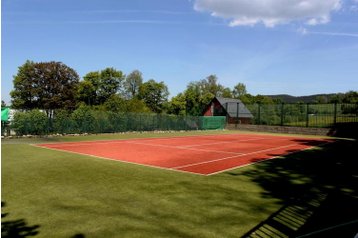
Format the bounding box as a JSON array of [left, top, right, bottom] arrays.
[[2, 131, 357, 237]]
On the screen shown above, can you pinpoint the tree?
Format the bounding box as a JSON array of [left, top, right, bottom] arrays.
[[196, 75, 231, 97], [138, 79, 169, 113], [342, 91, 358, 103], [125, 98, 151, 113], [167, 93, 186, 115], [204, 75, 220, 95], [183, 82, 213, 116], [82, 68, 125, 105], [180, 75, 234, 116], [314, 95, 328, 103], [221, 87, 233, 98], [232, 83, 247, 98], [124, 70, 143, 99], [77, 80, 96, 106], [98, 68, 125, 103], [103, 95, 127, 113], [10, 60, 79, 112], [253, 94, 274, 104]]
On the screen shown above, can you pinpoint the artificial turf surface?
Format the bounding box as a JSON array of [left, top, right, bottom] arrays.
[[2, 131, 357, 237]]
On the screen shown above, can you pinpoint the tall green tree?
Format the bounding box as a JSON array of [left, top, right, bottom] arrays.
[[196, 75, 232, 97], [10, 60, 79, 112], [180, 74, 233, 116], [183, 82, 214, 116], [98, 68, 125, 103], [342, 91, 358, 103], [77, 80, 97, 105], [103, 95, 127, 112], [232, 83, 247, 98], [138, 79, 169, 113], [167, 93, 186, 115], [124, 70, 143, 99], [81, 68, 125, 105]]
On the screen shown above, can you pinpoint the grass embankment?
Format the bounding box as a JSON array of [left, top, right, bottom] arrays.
[[2, 131, 357, 237]]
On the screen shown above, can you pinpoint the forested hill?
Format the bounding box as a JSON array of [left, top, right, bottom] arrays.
[[264, 94, 339, 103]]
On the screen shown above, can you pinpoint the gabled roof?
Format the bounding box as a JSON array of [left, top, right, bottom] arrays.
[[215, 97, 253, 118]]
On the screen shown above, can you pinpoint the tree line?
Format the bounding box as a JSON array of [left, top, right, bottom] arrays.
[[7, 60, 358, 117]]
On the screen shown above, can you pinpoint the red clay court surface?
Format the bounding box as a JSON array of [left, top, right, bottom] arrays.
[[36, 134, 332, 176]]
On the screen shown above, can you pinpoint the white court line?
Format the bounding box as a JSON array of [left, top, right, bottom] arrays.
[[39, 140, 127, 147], [36, 133, 264, 147], [31, 144, 205, 176], [195, 141, 333, 176], [172, 144, 300, 169], [32, 141, 333, 176], [180, 137, 267, 148], [126, 141, 244, 155]]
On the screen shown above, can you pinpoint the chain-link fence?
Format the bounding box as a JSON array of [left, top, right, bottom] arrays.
[[4, 110, 227, 136], [244, 103, 358, 127], [2, 103, 357, 136]]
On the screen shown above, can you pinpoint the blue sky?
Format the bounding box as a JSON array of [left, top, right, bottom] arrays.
[[2, 0, 358, 104]]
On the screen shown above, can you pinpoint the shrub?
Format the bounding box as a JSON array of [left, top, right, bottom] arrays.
[[71, 106, 96, 133], [12, 110, 48, 135], [53, 110, 74, 134]]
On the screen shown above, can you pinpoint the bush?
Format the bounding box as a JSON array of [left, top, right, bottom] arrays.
[[92, 110, 112, 133], [71, 106, 96, 133], [12, 110, 48, 135], [53, 110, 74, 134]]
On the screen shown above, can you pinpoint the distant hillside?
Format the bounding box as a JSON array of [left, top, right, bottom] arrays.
[[264, 94, 337, 103]]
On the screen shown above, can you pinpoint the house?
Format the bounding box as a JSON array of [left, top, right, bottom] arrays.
[[203, 97, 253, 124]]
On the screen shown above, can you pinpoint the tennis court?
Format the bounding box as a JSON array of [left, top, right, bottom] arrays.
[[36, 133, 332, 175]]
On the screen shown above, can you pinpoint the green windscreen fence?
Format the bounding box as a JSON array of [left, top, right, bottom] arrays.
[[1, 108, 9, 122], [200, 116, 226, 130]]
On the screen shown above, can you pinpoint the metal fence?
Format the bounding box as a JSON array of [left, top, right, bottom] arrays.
[[241, 103, 358, 128], [3, 111, 227, 136], [2, 103, 357, 136]]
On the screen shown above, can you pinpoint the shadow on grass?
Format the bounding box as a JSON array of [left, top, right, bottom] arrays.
[[1, 202, 86, 238], [234, 139, 358, 238], [1, 202, 40, 238]]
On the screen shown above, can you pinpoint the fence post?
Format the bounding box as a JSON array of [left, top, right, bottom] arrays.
[[225, 102, 229, 124], [258, 103, 261, 125], [306, 103, 310, 127], [280, 103, 284, 126], [333, 102, 337, 125], [236, 102, 240, 125]]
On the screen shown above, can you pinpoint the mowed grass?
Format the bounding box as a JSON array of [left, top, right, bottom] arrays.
[[2, 131, 357, 237]]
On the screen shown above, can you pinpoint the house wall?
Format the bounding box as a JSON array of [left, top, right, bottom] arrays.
[[203, 99, 253, 125], [203, 99, 225, 116], [203, 105, 212, 116]]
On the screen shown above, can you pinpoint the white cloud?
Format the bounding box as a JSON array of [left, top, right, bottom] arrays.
[[194, 0, 341, 27], [297, 27, 308, 35]]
